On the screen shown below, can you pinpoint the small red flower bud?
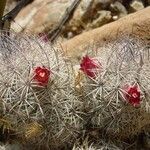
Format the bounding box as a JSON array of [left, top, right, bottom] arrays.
[[80, 55, 101, 78], [123, 85, 141, 107], [33, 66, 51, 86], [38, 33, 49, 42]]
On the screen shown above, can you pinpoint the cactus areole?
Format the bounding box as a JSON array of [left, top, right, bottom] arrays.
[[33, 66, 51, 86], [80, 55, 101, 78]]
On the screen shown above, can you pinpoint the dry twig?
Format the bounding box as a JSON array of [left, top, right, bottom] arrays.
[[48, 0, 82, 42]]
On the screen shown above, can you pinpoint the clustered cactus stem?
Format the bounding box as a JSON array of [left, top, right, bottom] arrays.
[[0, 31, 149, 149]]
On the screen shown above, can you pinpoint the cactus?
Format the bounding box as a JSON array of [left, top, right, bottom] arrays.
[[0, 31, 84, 149], [77, 35, 150, 140], [0, 31, 150, 149]]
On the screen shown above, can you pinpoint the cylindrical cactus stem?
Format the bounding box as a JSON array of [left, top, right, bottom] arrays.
[[0, 30, 150, 149], [77, 35, 150, 140], [0, 31, 84, 149]]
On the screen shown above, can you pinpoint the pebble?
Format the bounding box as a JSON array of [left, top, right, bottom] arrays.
[[110, 1, 128, 18], [130, 0, 144, 12], [88, 10, 112, 28]]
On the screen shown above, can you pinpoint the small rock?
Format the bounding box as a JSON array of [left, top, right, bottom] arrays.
[[80, 0, 113, 19], [88, 10, 112, 28], [67, 32, 74, 39], [0, 145, 6, 150], [11, 0, 70, 33], [112, 15, 119, 21], [5, 0, 17, 14], [110, 1, 128, 18], [80, 0, 93, 13], [73, 0, 93, 21], [80, 0, 113, 20], [130, 0, 144, 12], [94, 0, 114, 9]]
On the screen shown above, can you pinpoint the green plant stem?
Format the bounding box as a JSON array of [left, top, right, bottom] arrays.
[[0, 0, 7, 18]]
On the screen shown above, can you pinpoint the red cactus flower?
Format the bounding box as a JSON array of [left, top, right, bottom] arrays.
[[80, 55, 101, 78], [123, 85, 141, 107], [33, 66, 51, 86]]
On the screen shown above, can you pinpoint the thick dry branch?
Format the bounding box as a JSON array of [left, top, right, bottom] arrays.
[[0, 0, 33, 29], [62, 7, 150, 62]]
